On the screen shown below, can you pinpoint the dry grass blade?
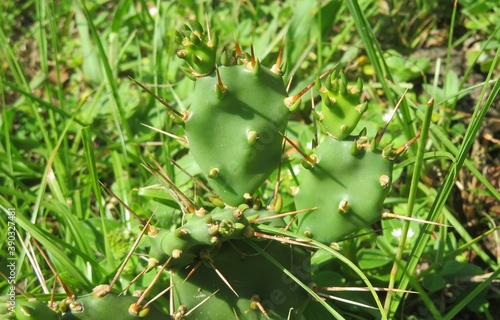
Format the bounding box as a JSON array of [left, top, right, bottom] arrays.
[[382, 212, 451, 227], [316, 286, 418, 294], [32, 239, 73, 298], [249, 207, 316, 224], [169, 157, 218, 197], [253, 231, 315, 249], [316, 292, 378, 310], [100, 181, 147, 226]]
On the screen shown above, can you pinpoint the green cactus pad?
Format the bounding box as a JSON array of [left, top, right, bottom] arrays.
[[172, 239, 310, 319], [185, 65, 290, 206], [60, 289, 166, 320], [318, 71, 366, 140], [148, 207, 254, 269], [294, 135, 393, 244], [13, 299, 61, 320]]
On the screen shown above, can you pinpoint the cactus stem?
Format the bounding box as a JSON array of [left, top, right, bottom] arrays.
[[130, 77, 184, 119], [251, 295, 271, 319], [271, 39, 285, 75], [281, 133, 319, 167], [374, 88, 407, 146], [284, 68, 332, 107], [208, 260, 240, 297]]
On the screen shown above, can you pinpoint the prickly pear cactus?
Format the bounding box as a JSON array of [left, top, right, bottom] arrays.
[[177, 21, 291, 206], [294, 134, 394, 244], [147, 206, 253, 270], [11, 17, 418, 320], [294, 73, 398, 244], [172, 238, 310, 320]]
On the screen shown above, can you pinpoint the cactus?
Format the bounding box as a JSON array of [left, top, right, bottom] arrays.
[[176, 21, 293, 206], [60, 287, 166, 320], [147, 206, 254, 270], [172, 239, 310, 320], [294, 133, 395, 244], [11, 18, 421, 320], [293, 72, 402, 244]]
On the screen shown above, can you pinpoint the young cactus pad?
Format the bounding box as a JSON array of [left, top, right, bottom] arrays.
[[184, 65, 290, 206], [317, 71, 367, 140], [294, 135, 394, 244], [147, 207, 253, 270], [172, 239, 310, 319]]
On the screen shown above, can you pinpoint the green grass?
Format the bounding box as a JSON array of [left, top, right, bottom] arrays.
[[1, 0, 499, 319]]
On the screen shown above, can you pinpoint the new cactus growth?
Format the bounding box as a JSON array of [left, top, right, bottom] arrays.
[[316, 70, 367, 140], [147, 206, 254, 270]]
